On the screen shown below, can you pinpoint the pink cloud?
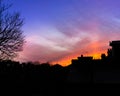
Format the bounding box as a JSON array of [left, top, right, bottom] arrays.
[[16, 17, 120, 66]]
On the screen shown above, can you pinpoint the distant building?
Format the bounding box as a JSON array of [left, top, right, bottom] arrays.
[[72, 55, 93, 64], [71, 40, 120, 65]]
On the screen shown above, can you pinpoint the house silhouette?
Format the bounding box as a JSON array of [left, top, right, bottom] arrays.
[[67, 40, 120, 83]]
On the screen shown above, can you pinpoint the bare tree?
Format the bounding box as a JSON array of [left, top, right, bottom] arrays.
[[0, 0, 25, 60]]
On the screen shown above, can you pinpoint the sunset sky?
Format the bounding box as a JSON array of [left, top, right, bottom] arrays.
[[8, 0, 120, 66]]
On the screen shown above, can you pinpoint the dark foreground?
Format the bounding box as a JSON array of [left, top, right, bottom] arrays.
[[0, 81, 120, 96], [0, 60, 120, 95]]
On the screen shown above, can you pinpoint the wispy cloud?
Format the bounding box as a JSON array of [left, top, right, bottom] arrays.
[[15, 0, 120, 66]]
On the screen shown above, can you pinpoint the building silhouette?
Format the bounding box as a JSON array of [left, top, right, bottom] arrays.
[[67, 40, 120, 83], [109, 40, 120, 60], [71, 40, 120, 64]]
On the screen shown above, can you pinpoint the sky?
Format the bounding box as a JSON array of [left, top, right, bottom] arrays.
[[6, 0, 120, 66]]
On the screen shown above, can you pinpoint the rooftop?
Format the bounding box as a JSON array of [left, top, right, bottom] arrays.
[[110, 40, 120, 46]]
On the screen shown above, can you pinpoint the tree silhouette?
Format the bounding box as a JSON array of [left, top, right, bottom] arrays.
[[0, 0, 25, 60]]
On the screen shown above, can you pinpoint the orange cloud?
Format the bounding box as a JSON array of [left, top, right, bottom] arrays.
[[51, 40, 108, 66], [51, 54, 78, 66], [51, 50, 107, 67]]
